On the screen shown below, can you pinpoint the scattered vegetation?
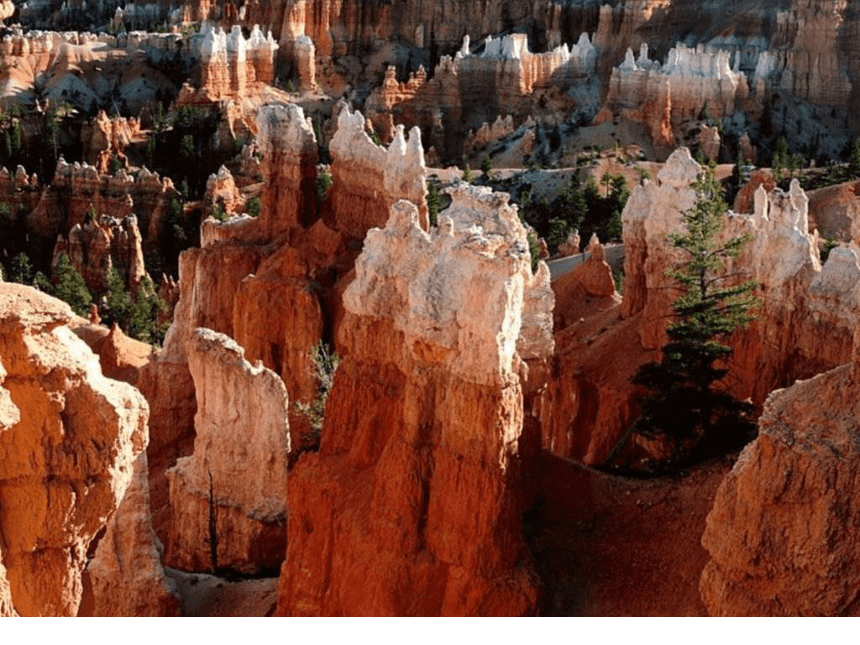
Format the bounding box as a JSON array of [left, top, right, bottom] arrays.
[[516, 171, 629, 256], [295, 340, 341, 449], [246, 196, 261, 218], [316, 167, 333, 202]]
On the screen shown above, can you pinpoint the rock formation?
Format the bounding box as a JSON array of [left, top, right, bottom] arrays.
[[52, 213, 148, 293], [142, 101, 425, 555], [700, 351, 860, 616], [165, 328, 290, 573], [0, 283, 148, 616], [0, 551, 15, 617], [365, 32, 597, 160], [26, 159, 179, 269], [329, 106, 428, 240], [465, 115, 515, 157], [806, 179, 860, 243], [543, 148, 860, 466], [0, 28, 195, 113], [81, 111, 141, 174], [599, 43, 753, 152], [277, 183, 553, 616], [198, 24, 278, 101], [86, 452, 181, 617], [621, 147, 855, 401]]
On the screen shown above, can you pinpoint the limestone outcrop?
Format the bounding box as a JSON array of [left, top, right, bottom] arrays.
[[0, 283, 148, 616], [199, 25, 279, 101], [26, 159, 179, 269], [599, 43, 752, 152], [81, 111, 141, 174], [143, 101, 425, 553], [0, 28, 196, 113], [700, 355, 860, 616], [277, 184, 553, 616], [165, 328, 290, 573]]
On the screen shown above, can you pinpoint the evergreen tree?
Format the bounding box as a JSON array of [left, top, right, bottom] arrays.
[[53, 253, 93, 317], [125, 276, 168, 345], [426, 176, 442, 227], [850, 138, 860, 178], [481, 154, 494, 179], [629, 166, 758, 462], [104, 266, 132, 325], [9, 252, 33, 285]]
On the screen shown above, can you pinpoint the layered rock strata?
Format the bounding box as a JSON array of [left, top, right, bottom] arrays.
[[165, 328, 290, 573], [0, 283, 148, 616], [599, 43, 753, 151], [277, 184, 554, 616]]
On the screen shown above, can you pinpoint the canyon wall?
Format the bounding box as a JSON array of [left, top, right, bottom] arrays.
[[0, 283, 148, 616], [277, 184, 553, 616]]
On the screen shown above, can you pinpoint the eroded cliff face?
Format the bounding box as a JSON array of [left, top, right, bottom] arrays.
[[700, 354, 860, 616], [277, 184, 553, 617], [165, 328, 290, 573], [0, 283, 148, 616], [143, 101, 425, 562], [23, 159, 179, 270], [365, 33, 597, 161]]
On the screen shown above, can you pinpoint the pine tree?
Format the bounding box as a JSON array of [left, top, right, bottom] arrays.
[[53, 253, 93, 317], [104, 266, 132, 325], [629, 166, 758, 462]]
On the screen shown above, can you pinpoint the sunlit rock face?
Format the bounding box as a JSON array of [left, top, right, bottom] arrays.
[[0, 283, 148, 616], [277, 183, 553, 616]]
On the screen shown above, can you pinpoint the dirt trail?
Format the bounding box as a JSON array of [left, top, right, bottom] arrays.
[[528, 453, 731, 616]]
